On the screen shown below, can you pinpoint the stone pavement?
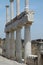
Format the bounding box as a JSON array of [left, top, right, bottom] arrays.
[[0, 56, 26, 65]]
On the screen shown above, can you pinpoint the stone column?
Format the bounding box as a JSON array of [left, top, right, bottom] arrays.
[[10, 31, 15, 60], [24, 24, 31, 62], [16, 28, 22, 62], [6, 5, 9, 23], [25, 0, 29, 12], [16, 0, 20, 16], [10, 0, 14, 19], [38, 53, 41, 65], [6, 32, 10, 58]]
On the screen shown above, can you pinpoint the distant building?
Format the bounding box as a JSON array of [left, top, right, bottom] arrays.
[[31, 39, 43, 55], [31, 39, 43, 65]]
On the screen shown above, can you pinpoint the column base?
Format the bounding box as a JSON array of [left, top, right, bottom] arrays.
[[15, 57, 22, 63]]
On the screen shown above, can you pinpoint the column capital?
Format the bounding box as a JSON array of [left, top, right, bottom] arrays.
[[16, 26, 22, 31], [6, 31, 9, 34], [24, 22, 32, 26], [10, 0, 14, 2], [6, 5, 9, 8]]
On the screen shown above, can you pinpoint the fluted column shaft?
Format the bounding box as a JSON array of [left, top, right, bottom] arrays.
[[16, 28, 22, 62], [6, 32, 10, 58], [10, 31, 15, 60], [16, 0, 20, 16], [24, 25, 31, 62], [25, 0, 29, 12], [6, 5, 9, 23], [10, 0, 14, 19]]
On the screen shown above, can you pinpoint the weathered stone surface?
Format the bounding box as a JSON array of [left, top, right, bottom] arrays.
[[0, 56, 26, 65]]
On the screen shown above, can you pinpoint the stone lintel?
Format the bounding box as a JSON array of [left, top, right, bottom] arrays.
[[5, 10, 34, 27], [5, 11, 26, 27], [5, 10, 34, 32]]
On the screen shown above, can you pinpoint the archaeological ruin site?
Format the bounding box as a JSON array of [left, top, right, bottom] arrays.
[[0, 0, 43, 65]]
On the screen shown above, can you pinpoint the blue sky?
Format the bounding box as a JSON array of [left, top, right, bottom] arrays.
[[0, 0, 43, 40]]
